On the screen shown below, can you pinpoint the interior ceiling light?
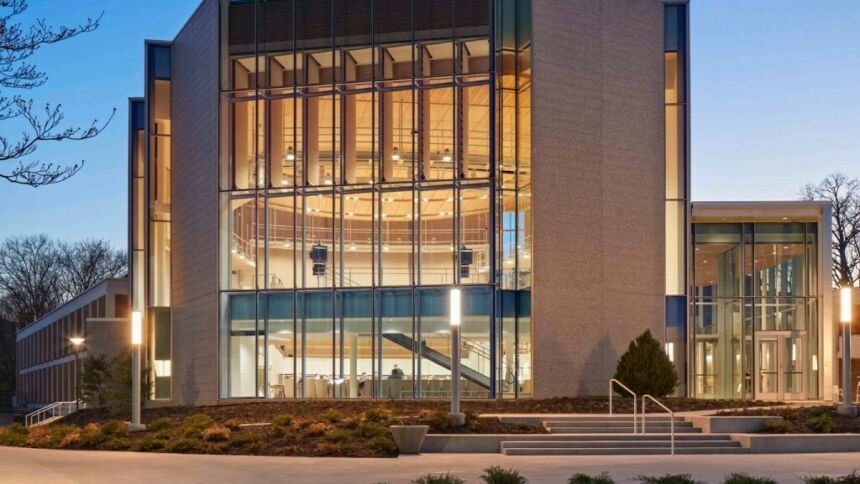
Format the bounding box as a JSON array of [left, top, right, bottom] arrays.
[[442, 148, 452, 162], [285, 146, 295, 161], [392, 146, 400, 162]]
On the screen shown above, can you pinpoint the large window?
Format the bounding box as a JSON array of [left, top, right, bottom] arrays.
[[692, 222, 820, 400], [218, 0, 528, 399]]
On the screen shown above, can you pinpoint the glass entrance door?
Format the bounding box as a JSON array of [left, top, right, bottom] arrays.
[[754, 333, 806, 400]]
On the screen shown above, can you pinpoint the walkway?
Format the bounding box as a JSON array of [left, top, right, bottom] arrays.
[[2, 446, 860, 483]]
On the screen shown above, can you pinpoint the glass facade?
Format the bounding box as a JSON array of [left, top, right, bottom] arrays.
[[692, 222, 820, 400], [663, 2, 689, 394], [218, 0, 532, 399]]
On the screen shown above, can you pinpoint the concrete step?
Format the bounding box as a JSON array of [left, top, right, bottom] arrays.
[[535, 415, 685, 421], [546, 426, 702, 434], [544, 421, 694, 428], [502, 446, 749, 456], [502, 440, 741, 450], [503, 434, 733, 442]]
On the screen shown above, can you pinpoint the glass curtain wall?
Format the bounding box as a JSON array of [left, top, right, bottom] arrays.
[[664, 2, 689, 395], [143, 42, 173, 400], [217, 0, 529, 400], [692, 222, 819, 400]]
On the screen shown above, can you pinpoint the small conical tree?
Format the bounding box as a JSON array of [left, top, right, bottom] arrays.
[[613, 330, 678, 397]]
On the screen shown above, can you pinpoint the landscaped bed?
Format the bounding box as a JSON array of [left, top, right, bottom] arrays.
[[0, 397, 783, 457], [718, 405, 860, 434]]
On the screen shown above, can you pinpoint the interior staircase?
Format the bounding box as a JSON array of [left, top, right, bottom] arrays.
[[500, 415, 748, 455]]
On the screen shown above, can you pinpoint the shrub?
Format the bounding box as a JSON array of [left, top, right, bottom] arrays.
[[636, 475, 700, 484], [315, 441, 352, 455], [806, 410, 833, 433], [806, 473, 860, 484], [77, 423, 109, 449], [357, 422, 389, 439], [303, 422, 333, 438], [201, 424, 231, 442], [100, 420, 129, 437], [271, 413, 294, 428], [613, 330, 678, 397], [59, 428, 82, 448], [229, 432, 263, 452], [363, 407, 393, 423], [224, 419, 242, 431], [569, 473, 614, 484], [367, 435, 398, 455], [322, 429, 351, 445], [319, 409, 343, 424], [723, 474, 777, 484], [343, 417, 360, 430], [138, 434, 167, 451], [411, 473, 465, 484], [427, 410, 453, 432], [802, 471, 860, 484], [166, 437, 207, 454], [761, 419, 794, 434], [183, 414, 214, 437], [147, 417, 174, 433], [480, 466, 528, 484], [0, 423, 28, 446], [569, 473, 615, 484], [104, 437, 130, 451], [25, 426, 51, 447], [48, 424, 79, 447]]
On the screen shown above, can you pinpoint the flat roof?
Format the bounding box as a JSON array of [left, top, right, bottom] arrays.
[[16, 278, 127, 340], [692, 200, 830, 222]]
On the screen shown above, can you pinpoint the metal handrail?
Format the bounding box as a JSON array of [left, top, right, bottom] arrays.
[[641, 394, 675, 456], [25, 400, 81, 428], [608, 379, 637, 434]]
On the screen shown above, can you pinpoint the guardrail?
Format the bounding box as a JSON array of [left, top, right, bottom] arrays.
[[25, 400, 83, 428], [641, 394, 674, 455], [608, 379, 637, 434]]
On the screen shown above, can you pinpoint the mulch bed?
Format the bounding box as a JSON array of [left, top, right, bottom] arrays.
[[718, 405, 860, 433], [61, 396, 782, 429]]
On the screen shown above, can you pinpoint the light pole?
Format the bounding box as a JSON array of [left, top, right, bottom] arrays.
[[838, 287, 857, 416], [130, 311, 146, 431], [69, 337, 85, 411], [449, 288, 465, 426]]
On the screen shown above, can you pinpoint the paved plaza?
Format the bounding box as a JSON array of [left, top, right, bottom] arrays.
[[2, 446, 860, 484]]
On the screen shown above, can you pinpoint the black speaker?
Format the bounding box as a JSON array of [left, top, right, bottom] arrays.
[[310, 244, 328, 263], [459, 246, 473, 265]]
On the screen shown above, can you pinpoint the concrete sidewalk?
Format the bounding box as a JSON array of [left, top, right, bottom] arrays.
[[1, 446, 859, 483]]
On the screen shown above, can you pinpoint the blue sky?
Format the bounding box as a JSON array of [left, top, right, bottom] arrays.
[[0, 0, 857, 248]]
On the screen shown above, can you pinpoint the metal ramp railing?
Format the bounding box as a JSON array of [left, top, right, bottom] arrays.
[[25, 400, 84, 428]]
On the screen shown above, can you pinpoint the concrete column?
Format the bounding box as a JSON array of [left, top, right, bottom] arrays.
[[381, 55, 394, 182], [270, 99, 285, 185], [419, 48, 432, 180], [349, 334, 358, 398], [344, 57, 357, 184], [305, 58, 320, 186]]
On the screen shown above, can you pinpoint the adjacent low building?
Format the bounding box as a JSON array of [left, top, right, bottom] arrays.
[[121, 0, 839, 407], [15, 279, 129, 408]]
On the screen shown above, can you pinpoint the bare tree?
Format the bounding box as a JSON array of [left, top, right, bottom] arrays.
[[801, 173, 860, 286], [0, 0, 114, 187], [58, 239, 127, 298], [0, 234, 64, 327]]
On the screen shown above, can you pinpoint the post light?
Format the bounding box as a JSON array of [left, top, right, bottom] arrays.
[[449, 288, 465, 426], [69, 337, 85, 411], [838, 286, 857, 416], [130, 311, 146, 431], [131, 311, 143, 346]]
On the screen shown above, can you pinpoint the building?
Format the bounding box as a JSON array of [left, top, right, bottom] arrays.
[[15, 279, 129, 408], [126, 0, 836, 406]]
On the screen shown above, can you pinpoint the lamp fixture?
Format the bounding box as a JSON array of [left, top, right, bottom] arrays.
[[69, 336, 85, 347], [391, 146, 401, 162], [285, 146, 295, 162], [442, 148, 452, 162]]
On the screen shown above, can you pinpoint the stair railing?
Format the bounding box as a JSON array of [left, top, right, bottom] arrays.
[[641, 394, 674, 456], [25, 400, 82, 428], [608, 379, 637, 434]]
